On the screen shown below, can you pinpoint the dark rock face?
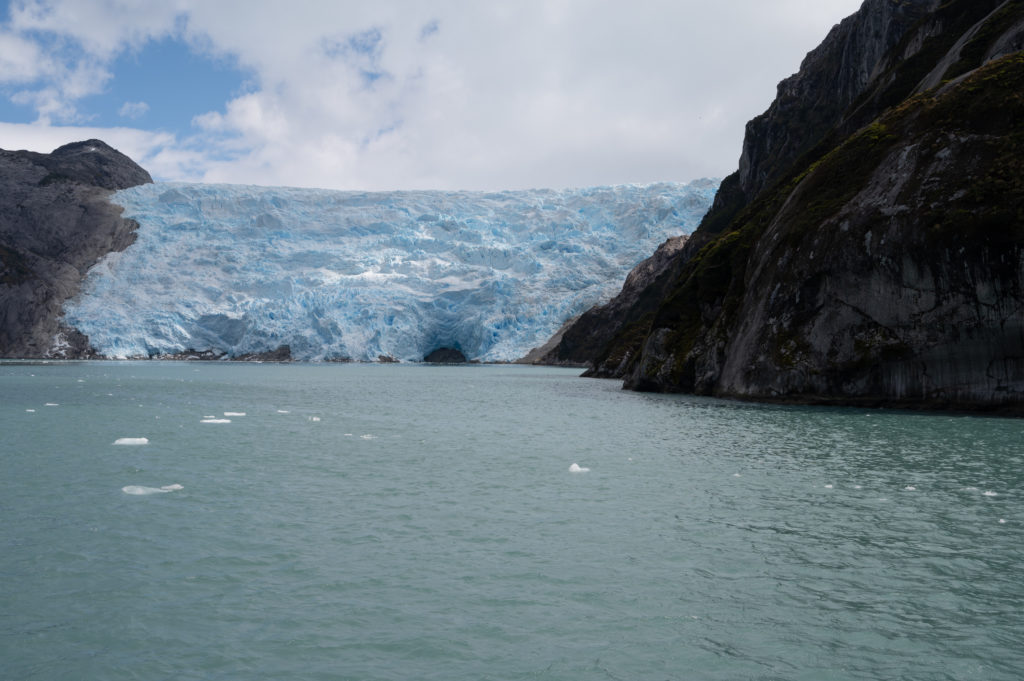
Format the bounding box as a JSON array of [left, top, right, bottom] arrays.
[[423, 347, 468, 363], [0, 139, 152, 357], [235, 345, 293, 362], [551, 0, 1024, 412], [738, 0, 940, 203]]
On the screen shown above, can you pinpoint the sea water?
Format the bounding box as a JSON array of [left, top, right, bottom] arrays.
[[1, 361, 1022, 680]]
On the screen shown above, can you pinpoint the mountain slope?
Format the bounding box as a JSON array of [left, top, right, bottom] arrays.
[[552, 0, 1024, 412]]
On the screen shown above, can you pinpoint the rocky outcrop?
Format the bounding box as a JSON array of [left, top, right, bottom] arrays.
[[550, 0, 1024, 413], [0, 140, 152, 357]]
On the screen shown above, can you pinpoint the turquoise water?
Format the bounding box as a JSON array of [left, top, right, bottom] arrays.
[[1, 362, 1022, 680]]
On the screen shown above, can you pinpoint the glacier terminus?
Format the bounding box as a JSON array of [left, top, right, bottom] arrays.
[[64, 180, 717, 362]]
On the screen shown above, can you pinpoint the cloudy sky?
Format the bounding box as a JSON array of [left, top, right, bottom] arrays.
[[0, 0, 863, 191]]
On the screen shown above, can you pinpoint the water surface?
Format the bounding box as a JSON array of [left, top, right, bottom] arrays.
[[2, 362, 1022, 680]]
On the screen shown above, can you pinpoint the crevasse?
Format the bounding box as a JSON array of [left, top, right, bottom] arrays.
[[64, 180, 717, 361]]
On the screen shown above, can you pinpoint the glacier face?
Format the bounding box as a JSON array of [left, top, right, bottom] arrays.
[[64, 180, 717, 361]]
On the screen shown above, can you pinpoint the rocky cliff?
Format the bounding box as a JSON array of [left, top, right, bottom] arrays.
[[550, 0, 1024, 412], [0, 140, 152, 357]]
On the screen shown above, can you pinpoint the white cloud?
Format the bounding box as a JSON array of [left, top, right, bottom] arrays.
[[0, 30, 52, 82], [118, 100, 149, 119], [0, 0, 865, 190]]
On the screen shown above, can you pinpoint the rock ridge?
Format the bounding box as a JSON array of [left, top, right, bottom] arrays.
[[0, 139, 152, 357], [546, 0, 1024, 413]]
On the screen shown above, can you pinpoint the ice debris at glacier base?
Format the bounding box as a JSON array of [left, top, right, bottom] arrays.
[[64, 180, 717, 362]]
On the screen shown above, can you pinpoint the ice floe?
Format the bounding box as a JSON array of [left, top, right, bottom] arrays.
[[113, 437, 149, 446], [569, 463, 590, 473], [201, 418, 231, 424], [122, 484, 183, 495], [224, 411, 246, 416]]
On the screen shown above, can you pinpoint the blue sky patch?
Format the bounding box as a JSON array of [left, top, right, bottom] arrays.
[[91, 38, 252, 134], [0, 16, 251, 136]]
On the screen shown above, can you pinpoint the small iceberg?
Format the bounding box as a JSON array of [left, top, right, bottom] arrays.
[[122, 484, 183, 495], [569, 463, 590, 473], [113, 437, 149, 446]]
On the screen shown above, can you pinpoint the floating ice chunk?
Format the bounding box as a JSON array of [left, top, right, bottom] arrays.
[[77, 379, 84, 383], [224, 411, 246, 416], [122, 484, 182, 495], [963, 486, 980, 492], [201, 418, 231, 423], [277, 410, 290, 414], [203, 415, 215, 418], [45, 403, 58, 406], [569, 463, 590, 473], [854, 485, 862, 489], [733, 473, 741, 477], [824, 484, 834, 489], [25, 409, 35, 412], [114, 437, 149, 446], [983, 491, 998, 497], [903, 486, 917, 491], [999, 518, 1007, 524], [360, 434, 376, 440], [344, 433, 353, 437], [308, 416, 321, 422]]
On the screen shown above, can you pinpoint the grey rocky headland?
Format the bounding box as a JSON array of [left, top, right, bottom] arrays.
[[0, 139, 152, 358]]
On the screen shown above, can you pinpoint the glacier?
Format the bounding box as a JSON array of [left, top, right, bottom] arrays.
[[63, 180, 717, 362]]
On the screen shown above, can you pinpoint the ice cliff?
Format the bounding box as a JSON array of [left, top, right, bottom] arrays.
[[63, 180, 717, 361]]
